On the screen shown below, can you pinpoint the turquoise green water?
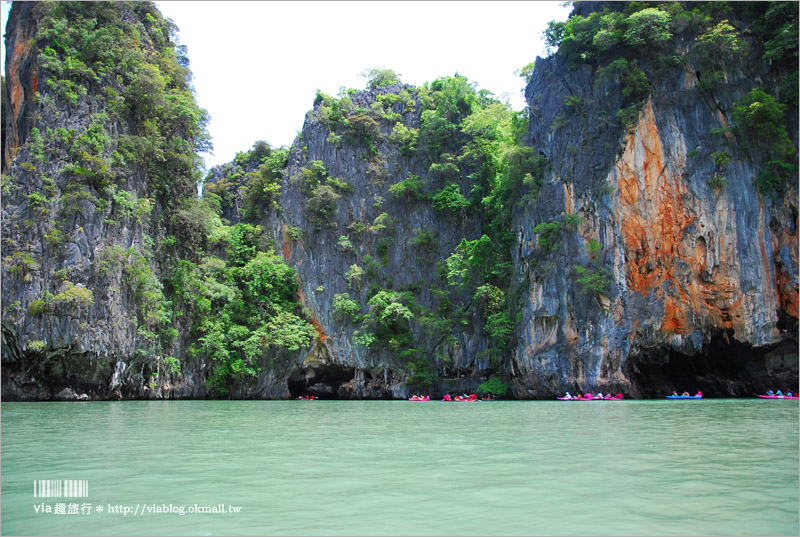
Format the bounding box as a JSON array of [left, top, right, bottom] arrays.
[[1, 399, 798, 536]]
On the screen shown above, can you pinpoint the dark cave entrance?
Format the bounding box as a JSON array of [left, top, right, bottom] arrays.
[[287, 364, 355, 399], [624, 331, 798, 398]]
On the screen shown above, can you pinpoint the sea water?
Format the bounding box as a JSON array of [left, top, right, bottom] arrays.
[[1, 399, 798, 536]]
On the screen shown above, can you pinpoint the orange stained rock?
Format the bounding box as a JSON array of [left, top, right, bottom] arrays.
[[660, 296, 688, 334], [771, 208, 799, 319], [777, 276, 799, 319], [775, 261, 799, 319], [683, 68, 696, 90], [614, 99, 752, 338], [563, 182, 573, 215], [295, 280, 327, 344], [5, 32, 30, 167], [617, 100, 696, 295], [8, 36, 28, 118], [281, 224, 304, 260], [309, 316, 328, 345], [282, 225, 291, 260], [617, 164, 640, 206]]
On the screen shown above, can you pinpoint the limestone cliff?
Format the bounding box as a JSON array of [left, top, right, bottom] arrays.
[[511, 0, 798, 396], [206, 83, 493, 398], [3, 1, 797, 400], [244, 1, 797, 398], [2, 1, 219, 399]]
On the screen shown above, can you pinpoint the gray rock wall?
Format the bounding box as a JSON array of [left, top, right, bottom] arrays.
[[510, 13, 798, 397], [266, 85, 490, 397]]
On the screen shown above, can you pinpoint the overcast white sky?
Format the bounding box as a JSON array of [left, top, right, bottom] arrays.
[[2, 1, 572, 169]]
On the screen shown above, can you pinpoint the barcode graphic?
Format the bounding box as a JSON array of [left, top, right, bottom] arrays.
[[33, 480, 88, 498]]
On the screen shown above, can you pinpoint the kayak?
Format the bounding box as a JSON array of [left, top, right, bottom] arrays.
[[408, 397, 430, 401], [557, 397, 623, 401], [758, 395, 799, 399], [666, 395, 702, 399]]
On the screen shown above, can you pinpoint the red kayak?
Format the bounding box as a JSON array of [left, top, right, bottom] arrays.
[[442, 394, 478, 402], [758, 395, 798, 399]]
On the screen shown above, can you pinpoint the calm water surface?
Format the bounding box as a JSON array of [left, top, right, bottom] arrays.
[[1, 399, 798, 536]]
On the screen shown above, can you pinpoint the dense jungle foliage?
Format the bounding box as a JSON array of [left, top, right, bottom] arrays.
[[1, 1, 315, 393]]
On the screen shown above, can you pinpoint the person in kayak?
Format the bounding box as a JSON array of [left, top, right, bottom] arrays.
[[776, 390, 783, 396], [671, 391, 679, 396], [767, 389, 775, 396], [695, 391, 702, 397], [787, 390, 794, 397]]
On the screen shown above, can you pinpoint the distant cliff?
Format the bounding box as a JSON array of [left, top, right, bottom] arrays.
[[2, 1, 797, 400]]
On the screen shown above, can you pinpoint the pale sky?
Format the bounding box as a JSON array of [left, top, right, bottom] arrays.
[[2, 1, 572, 169]]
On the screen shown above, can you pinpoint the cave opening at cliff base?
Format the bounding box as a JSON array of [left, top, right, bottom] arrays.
[[287, 364, 355, 400], [624, 331, 799, 398]]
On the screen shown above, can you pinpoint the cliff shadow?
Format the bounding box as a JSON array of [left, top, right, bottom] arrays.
[[624, 331, 799, 398], [287, 363, 355, 400]]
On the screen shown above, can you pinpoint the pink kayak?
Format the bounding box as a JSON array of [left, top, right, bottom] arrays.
[[557, 396, 623, 401], [758, 395, 798, 399]]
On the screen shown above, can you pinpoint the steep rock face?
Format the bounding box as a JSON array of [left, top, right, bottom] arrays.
[[1, 2, 220, 400], [2, 2, 39, 171], [511, 2, 798, 397], [264, 85, 490, 398]]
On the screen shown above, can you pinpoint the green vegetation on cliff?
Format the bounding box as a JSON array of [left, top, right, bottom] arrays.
[[2, 2, 314, 396], [290, 70, 550, 389], [2, 1, 797, 400], [544, 1, 797, 194], [168, 223, 315, 394], [35, 1, 211, 199]]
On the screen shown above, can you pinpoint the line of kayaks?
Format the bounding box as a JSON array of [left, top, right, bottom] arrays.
[[557, 396, 624, 401], [333, 393, 797, 402], [558, 392, 624, 401], [409, 395, 496, 401]]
